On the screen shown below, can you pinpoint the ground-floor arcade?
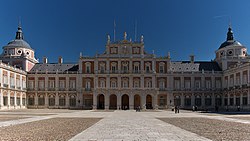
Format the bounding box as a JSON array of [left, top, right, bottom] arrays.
[[0, 89, 26, 109]]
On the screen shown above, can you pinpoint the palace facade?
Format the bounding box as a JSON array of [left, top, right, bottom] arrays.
[[0, 24, 250, 110]]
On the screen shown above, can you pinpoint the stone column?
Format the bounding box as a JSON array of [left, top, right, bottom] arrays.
[[180, 77, 184, 90], [45, 76, 48, 91], [45, 93, 48, 107], [0, 89, 3, 108], [181, 93, 184, 107], [141, 93, 146, 110], [129, 92, 134, 110], [55, 92, 59, 107], [105, 93, 109, 110], [7, 91, 10, 108], [191, 93, 195, 106], [66, 93, 69, 108], [211, 93, 215, 107], [14, 91, 17, 108], [153, 93, 158, 109], [93, 92, 97, 110], [118, 75, 121, 89], [140, 76, 144, 89], [117, 93, 121, 110], [129, 76, 133, 89], [240, 93, 243, 106], [201, 93, 205, 107], [35, 92, 38, 107], [248, 90, 250, 105]]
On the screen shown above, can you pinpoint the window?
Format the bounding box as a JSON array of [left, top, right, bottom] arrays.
[[174, 80, 180, 89], [85, 81, 91, 90], [38, 81, 44, 89], [69, 80, 76, 89], [195, 81, 200, 89], [3, 75, 8, 84], [159, 65, 164, 73], [10, 77, 14, 88], [195, 96, 201, 106], [22, 98, 26, 106], [111, 81, 116, 88], [134, 64, 139, 73], [22, 80, 26, 89], [38, 96, 45, 105], [159, 81, 165, 89], [215, 80, 221, 88], [100, 80, 105, 88], [122, 79, 129, 88], [28, 97, 34, 105], [86, 66, 90, 73], [243, 74, 247, 84], [3, 96, 8, 106], [236, 75, 240, 85], [134, 81, 139, 88], [48, 80, 55, 88], [70, 96, 76, 107], [184, 96, 191, 106], [59, 96, 66, 106], [10, 97, 14, 106], [205, 80, 211, 89], [85, 63, 91, 73], [28, 81, 34, 89], [146, 80, 152, 88], [184, 80, 191, 89], [59, 80, 65, 89], [146, 66, 150, 73], [205, 96, 211, 106], [49, 96, 55, 106], [243, 97, 248, 105], [100, 65, 105, 73], [17, 98, 20, 106]]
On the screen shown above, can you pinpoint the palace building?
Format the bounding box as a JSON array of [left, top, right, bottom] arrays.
[[0, 24, 250, 110]]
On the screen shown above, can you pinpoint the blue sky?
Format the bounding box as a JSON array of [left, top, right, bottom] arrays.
[[0, 0, 250, 63]]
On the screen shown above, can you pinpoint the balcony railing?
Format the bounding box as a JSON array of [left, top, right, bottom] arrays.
[[38, 88, 45, 91], [10, 85, 15, 89], [59, 88, 65, 91], [3, 84, 8, 87], [85, 88, 92, 91], [69, 88, 76, 91], [48, 88, 55, 91], [17, 86, 21, 89]]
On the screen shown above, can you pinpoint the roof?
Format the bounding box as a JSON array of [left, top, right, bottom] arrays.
[[4, 39, 32, 50], [29, 63, 79, 72], [181, 61, 222, 71], [219, 40, 242, 49]]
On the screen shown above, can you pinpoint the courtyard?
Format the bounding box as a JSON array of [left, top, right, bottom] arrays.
[[0, 109, 249, 140]]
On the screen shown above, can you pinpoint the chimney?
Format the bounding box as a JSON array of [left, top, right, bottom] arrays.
[[58, 56, 63, 64], [190, 55, 194, 63], [43, 57, 48, 64]]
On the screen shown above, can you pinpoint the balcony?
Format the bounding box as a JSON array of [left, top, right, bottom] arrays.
[[159, 88, 167, 91], [3, 84, 8, 88], [17, 86, 21, 90], [38, 88, 45, 91], [58, 88, 65, 91], [69, 88, 76, 91], [48, 88, 55, 91], [10, 85, 15, 89], [85, 88, 92, 91], [27, 88, 34, 91]]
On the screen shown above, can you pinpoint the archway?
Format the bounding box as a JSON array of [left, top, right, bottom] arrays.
[[122, 94, 129, 110], [109, 94, 117, 109], [97, 94, 105, 109], [134, 94, 141, 109], [146, 95, 153, 109]]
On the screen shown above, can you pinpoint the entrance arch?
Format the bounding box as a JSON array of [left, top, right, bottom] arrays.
[[109, 94, 117, 109], [134, 94, 141, 109], [122, 94, 129, 110], [97, 94, 105, 109], [146, 95, 153, 109]]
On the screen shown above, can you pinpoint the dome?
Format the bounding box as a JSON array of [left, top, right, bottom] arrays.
[[5, 39, 32, 49], [218, 26, 243, 49], [219, 40, 242, 49]]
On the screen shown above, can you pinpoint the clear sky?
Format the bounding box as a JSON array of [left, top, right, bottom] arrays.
[[0, 0, 250, 63]]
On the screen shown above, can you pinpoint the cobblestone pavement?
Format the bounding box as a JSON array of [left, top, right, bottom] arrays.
[[2, 109, 250, 140], [70, 110, 211, 141]]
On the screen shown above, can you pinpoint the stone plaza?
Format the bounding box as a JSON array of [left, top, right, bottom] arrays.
[[0, 109, 250, 140]]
